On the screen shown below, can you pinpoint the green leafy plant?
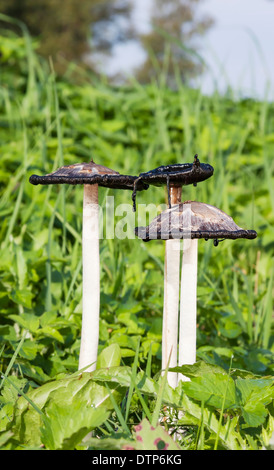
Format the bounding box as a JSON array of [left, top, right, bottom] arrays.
[[0, 29, 273, 450]]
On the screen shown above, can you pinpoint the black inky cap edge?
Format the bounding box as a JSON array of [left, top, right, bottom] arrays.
[[29, 173, 149, 191], [131, 154, 214, 211], [134, 227, 258, 243]]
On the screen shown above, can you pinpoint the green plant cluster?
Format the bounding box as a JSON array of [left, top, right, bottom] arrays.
[[0, 31, 273, 450]]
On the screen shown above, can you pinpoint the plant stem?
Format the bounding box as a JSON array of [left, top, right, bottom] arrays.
[[78, 184, 100, 372], [162, 186, 181, 388], [178, 236, 198, 382]]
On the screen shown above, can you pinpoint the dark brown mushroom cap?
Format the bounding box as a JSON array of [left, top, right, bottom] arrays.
[[135, 201, 257, 243], [131, 154, 214, 211], [135, 155, 214, 188], [29, 160, 148, 191]]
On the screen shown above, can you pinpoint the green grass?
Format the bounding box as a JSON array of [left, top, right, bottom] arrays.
[[0, 28, 273, 450]]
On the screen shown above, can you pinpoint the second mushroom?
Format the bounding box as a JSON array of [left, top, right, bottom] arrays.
[[133, 155, 214, 387], [135, 201, 257, 385]]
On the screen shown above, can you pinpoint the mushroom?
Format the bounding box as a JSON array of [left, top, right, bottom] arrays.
[[131, 154, 214, 212], [29, 160, 148, 372], [132, 156, 214, 388], [135, 201, 257, 383]]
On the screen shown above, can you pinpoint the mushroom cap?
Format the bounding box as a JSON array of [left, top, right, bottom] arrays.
[[135, 201, 257, 242], [134, 155, 214, 188], [29, 160, 148, 191]]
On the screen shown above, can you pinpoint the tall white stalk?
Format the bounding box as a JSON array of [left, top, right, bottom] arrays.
[[178, 237, 198, 382], [79, 184, 100, 372], [162, 238, 180, 388], [162, 187, 181, 388]]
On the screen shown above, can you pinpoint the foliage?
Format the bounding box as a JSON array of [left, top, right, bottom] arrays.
[[0, 0, 133, 75], [0, 32, 273, 450], [136, 0, 213, 85], [0, 1, 213, 82]]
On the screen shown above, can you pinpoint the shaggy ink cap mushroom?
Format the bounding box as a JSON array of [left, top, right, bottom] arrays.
[[132, 156, 213, 388], [29, 160, 148, 373], [131, 154, 214, 211], [135, 201, 257, 244], [29, 160, 149, 191], [135, 200, 257, 382]]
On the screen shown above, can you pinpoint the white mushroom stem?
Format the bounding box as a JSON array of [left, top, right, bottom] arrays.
[[162, 187, 181, 388], [178, 237, 198, 382], [78, 184, 100, 372], [162, 238, 180, 387]]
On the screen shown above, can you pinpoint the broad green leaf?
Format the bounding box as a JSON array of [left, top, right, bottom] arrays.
[[41, 402, 109, 450], [181, 372, 236, 410], [11, 371, 124, 447], [37, 325, 64, 343], [96, 343, 121, 369], [0, 376, 28, 404], [9, 289, 34, 309], [91, 365, 136, 387], [236, 377, 274, 427], [19, 340, 38, 360], [178, 394, 246, 450], [91, 366, 182, 408], [108, 333, 141, 351], [219, 317, 242, 338], [0, 325, 17, 341], [116, 312, 145, 334], [170, 361, 229, 379], [0, 403, 15, 432], [235, 378, 274, 406], [9, 313, 39, 333], [241, 401, 268, 428], [0, 430, 14, 448]]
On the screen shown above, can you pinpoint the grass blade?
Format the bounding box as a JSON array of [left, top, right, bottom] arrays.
[[0, 332, 27, 392], [151, 353, 171, 428], [125, 337, 140, 423], [261, 268, 273, 349], [104, 383, 131, 436]]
